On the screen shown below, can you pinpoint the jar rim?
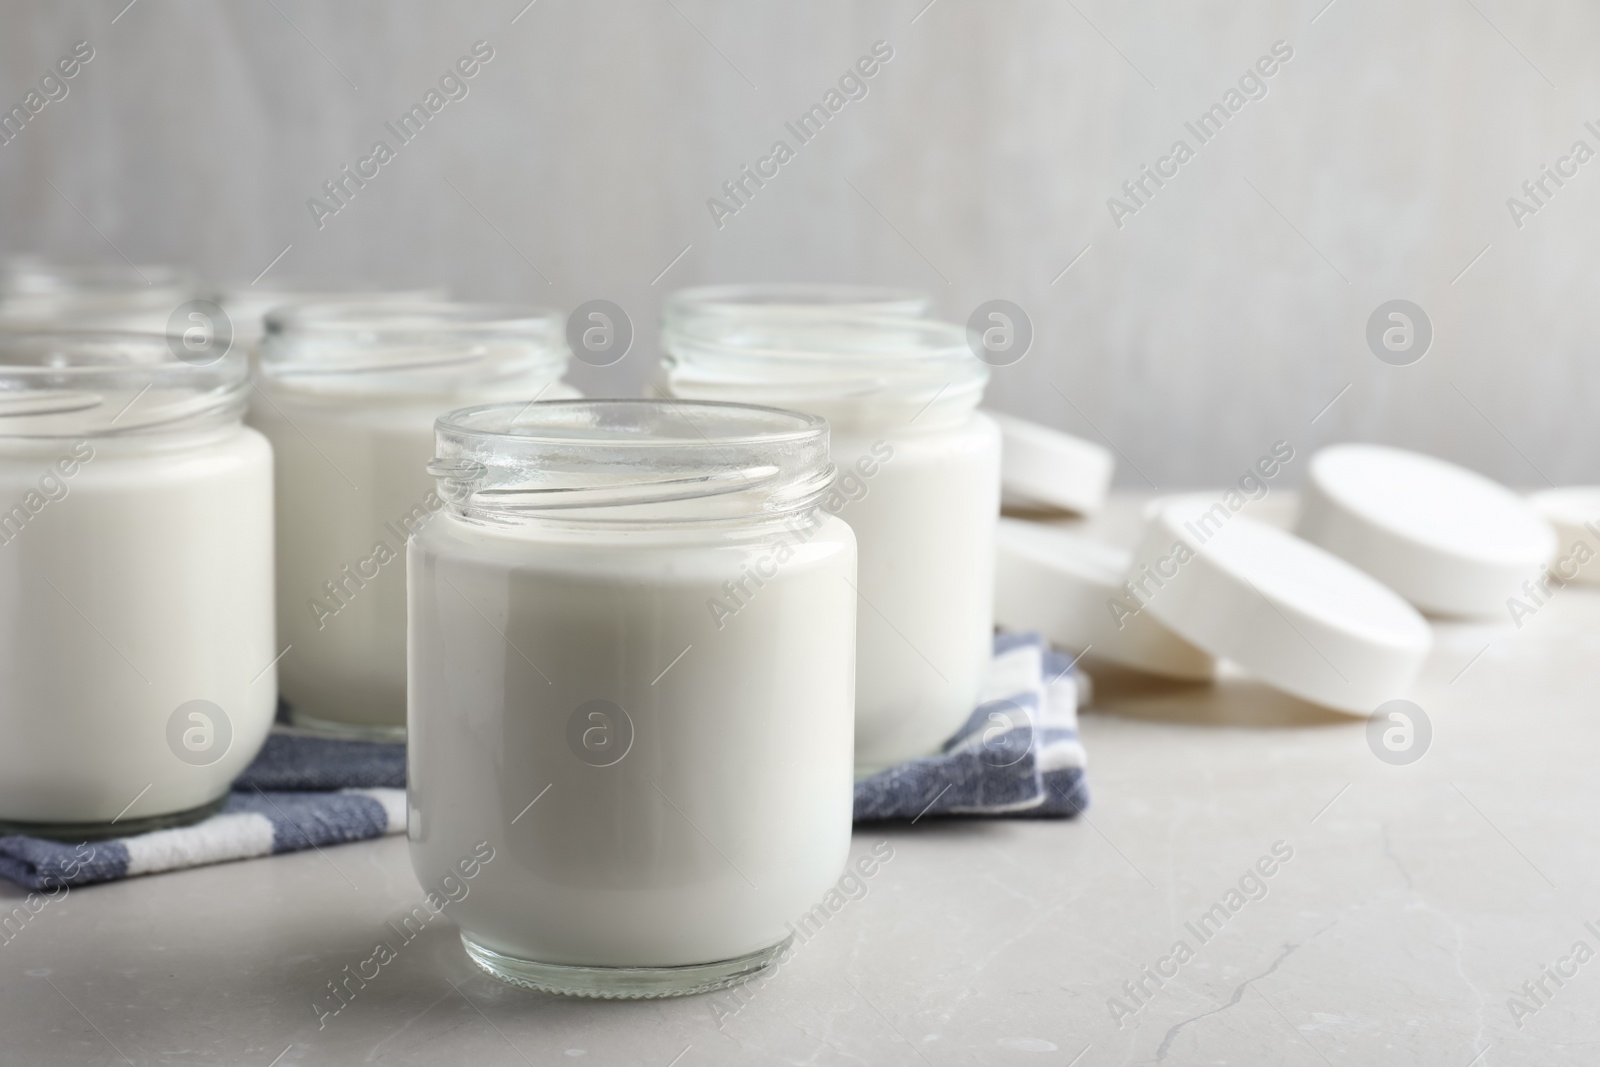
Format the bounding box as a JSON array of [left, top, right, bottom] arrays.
[[438, 397, 827, 446], [219, 286, 449, 318], [662, 313, 988, 421], [432, 399, 834, 527], [216, 284, 444, 302], [668, 312, 968, 360], [0, 328, 248, 436], [664, 282, 930, 319], [258, 301, 570, 389], [0, 259, 194, 298], [219, 287, 455, 344], [264, 301, 562, 335]]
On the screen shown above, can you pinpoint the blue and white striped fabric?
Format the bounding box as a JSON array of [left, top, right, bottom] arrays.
[[0, 734, 407, 891], [0, 634, 1087, 890], [853, 633, 1090, 821]]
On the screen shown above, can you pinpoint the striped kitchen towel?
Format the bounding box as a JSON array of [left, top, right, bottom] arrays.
[[0, 635, 1086, 890], [852, 633, 1090, 822], [0, 748, 407, 890]]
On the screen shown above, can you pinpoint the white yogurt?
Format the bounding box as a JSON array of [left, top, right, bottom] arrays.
[[408, 400, 856, 996], [662, 311, 998, 774], [0, 331, 275, 831], [828, 418, 999, 768], [252, 303, 575, 736]]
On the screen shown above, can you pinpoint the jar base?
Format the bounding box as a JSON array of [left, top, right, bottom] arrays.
[[0, 793, 229, 842], [460, 932, 791, 999], [287, 706, 406, 743]]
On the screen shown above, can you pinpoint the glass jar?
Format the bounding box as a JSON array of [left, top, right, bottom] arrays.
[[252, 303, 577, 738], [408, 399, 857, 998], [0, 261, 197, 332], [662, 312, 999, 775], [0, 330, 275, 838]]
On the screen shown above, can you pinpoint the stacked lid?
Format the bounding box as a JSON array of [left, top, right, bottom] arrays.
[[996, 437, 1562, 715]]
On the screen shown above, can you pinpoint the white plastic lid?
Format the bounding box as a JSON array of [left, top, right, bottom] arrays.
[[995, 518, 1213, 680], [988, 410, 1114, 515], [1296, 444, 1556, 617], [1140, 490, 1298, 531], [1528, 487, 1600, 585], [1132, 500, 1432, 714]]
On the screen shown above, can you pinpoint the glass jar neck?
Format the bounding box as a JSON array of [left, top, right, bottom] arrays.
[[431, 399, 834, 530], [0, 262, 197, 333], [258, 302, 569, 398], [218, 288, 451, 347], [434, 496, 833, 545], [661, 314, 987, 430], [252, 374, 568, 410], [661, 283, 931, 332], [0, 331, 249, 440]]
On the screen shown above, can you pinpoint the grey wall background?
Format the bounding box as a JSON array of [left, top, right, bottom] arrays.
[[1, 0, 1595, 488]]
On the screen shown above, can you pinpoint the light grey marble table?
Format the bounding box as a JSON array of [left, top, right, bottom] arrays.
[[4, 495, 1596, 1066]]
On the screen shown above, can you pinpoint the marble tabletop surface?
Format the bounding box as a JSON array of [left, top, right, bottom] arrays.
[[3, 495, 1595, 1066]]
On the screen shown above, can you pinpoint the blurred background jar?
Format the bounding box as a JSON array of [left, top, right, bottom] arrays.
[[252, 302, 577, 738], [213, 284, 449, 354], [659, 283, 930, 333], [650, 284, 929, 399], [0, 259, 198, 333], [0, 328, 275, 838], [662, 295, 999, 775]]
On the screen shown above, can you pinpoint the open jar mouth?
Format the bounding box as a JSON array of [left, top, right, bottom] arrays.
[[217, 287, 450, 341], [0, 329, 249, 438], [662, 313, 987, 414], [431, 399, 834, 527], [0, 260, 195, 299], [662, 283, 930, 330], [259, 302, 569, 393], [0, 261, 199, 331]]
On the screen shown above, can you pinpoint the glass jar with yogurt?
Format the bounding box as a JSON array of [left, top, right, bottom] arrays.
[[408, 399, 857, 997], [0, 329, 275, 838], [252, 303, 576, 738], [662, 310, 999, 774]]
